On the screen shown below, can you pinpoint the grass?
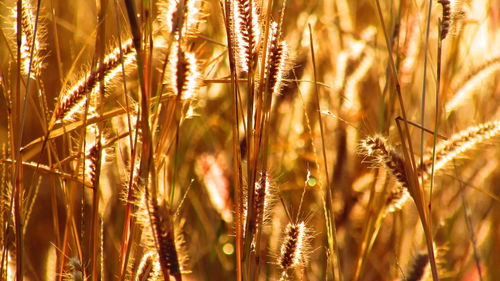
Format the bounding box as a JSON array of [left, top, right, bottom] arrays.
[[0, 0, 499, 280]]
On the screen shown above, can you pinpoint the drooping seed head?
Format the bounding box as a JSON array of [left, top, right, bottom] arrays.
[[55, 39, 136, 121], [420, 120, 500, 177], [359, 136, 412, 215]]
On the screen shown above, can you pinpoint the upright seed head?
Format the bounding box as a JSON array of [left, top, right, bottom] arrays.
[[136, 252, 162, 281], [437, 0, 464, 40], [278, 222, 310, 271], [265, 21, 290, 95], [231, 0, 261, 73], [150, 202, 182, 281], [165, 43, 201, 100], [12, 1, 46, 78], [251, 171, 276, 230], [158, 0, 203, 37]]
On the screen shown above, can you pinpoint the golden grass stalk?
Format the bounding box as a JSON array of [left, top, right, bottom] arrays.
[[421, 119, 500, 176], [54, 39, 136, 121]]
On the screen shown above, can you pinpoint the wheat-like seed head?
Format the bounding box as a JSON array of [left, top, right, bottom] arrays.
[[253, 172, 276, 228], [359, 136, 412, 215], [12, 1, 46, 78], [231, 0, 260, 73], [150, 201, 182, 281], [437, 0, 464, 40], [242, 171, 276, 237], [420, 120, 500, 177], [158, 0, 203, 37], [359, 136, 409, 188], [158, 0, 182, 34], [136, 251, 162, 281], [446, 56, 500, 113], [278, 221, 311, 272], [264, 21, 290, 96], [55, 39, 136, 121], [164, 43, 201, 100]]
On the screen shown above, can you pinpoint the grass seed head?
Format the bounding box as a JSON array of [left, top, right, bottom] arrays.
[[278, 221, 311, 271], [12, 1, 46, 78], [136, 251, 162, 281]]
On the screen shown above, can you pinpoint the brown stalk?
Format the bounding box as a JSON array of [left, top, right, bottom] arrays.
[[308, 24, 342, 281], [88, 1, 108, 279], [221, 0, 244, 279], [374, 0, 439, 279]]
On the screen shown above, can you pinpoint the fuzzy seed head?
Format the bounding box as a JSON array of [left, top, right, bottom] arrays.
[[437, 0, 464, 40], [55, 39, 136, 121], [265, 22, 289, 96], [165, 43, 201, 100], [360, 136, 412, 215], [384, 186, 411, 216], [232, 0, 261, 73], [359, 136, 409, 189], [158, 0, 203, 36], [12, 1, 45, 78], [446, 57, 500, 112], [421, 120, 500, 176], [403, 253, 429, 281], [150, 202, 182, 281], [136, 252, 162, 281], [279, 222, 309, 270]]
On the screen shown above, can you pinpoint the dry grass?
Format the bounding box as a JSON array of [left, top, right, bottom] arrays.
[[0, 0, 499, 280]]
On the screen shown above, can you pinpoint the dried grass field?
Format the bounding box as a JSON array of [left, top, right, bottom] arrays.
[[0, 0, 499, 280]]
